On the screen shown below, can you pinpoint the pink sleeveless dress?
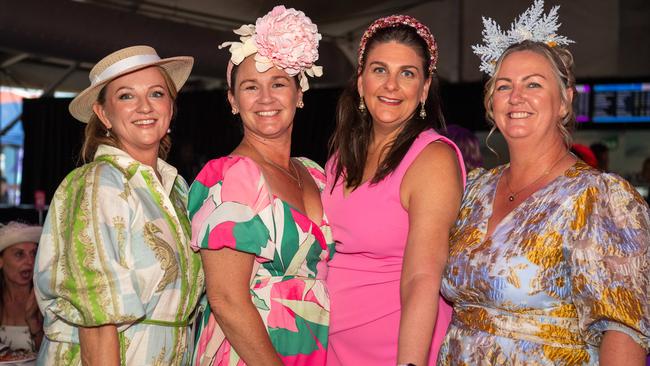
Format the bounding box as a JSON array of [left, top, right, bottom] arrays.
[[322, 129, 466, 365]]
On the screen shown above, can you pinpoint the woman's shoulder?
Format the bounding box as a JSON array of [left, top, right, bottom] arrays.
[[294, 157, 325, 186], [570, 162, 648, 208], [400, 129, 456, 167], [462, 165, 503, 194], [189, 155, 271, 215], [59, 160, 127, 191], [411, 129, 467, 182], [48, 161, 130, 214], [193, 155, 263, 189]]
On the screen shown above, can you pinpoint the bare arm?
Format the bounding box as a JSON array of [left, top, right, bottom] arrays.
[[79, 325, 120, 366], [397, 143, 462, 365], [201, 248, 283, 366], [599, 330, 646, 366]]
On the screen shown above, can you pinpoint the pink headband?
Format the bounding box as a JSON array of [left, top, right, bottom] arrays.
[[357, 15, 438, 76]]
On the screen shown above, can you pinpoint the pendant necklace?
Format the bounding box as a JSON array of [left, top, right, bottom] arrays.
[[244, 141, 302, 189], [504, 151, 568, 202]]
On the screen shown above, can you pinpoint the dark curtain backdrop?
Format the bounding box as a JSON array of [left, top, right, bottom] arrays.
[[166, 88, 339, 180], [21, 97, 84, 205], [20, 89, 341, 205], [441, 81, 487, 129], [20, 84, 484, 206]]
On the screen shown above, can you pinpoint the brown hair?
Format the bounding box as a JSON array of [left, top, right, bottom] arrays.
[[80, 66, 178, 163], [329, 25, 445, 190], [484, 40, 576, 148]]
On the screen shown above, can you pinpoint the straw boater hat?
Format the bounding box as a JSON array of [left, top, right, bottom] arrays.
[[0, 222, 42, 252], [69, 45, 194, 123]]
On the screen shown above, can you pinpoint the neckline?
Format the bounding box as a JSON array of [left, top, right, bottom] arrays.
[[340, 179, 370, 199], [484, 160, 579, 240], [229, 155, 327, 228], [277, 195, 327, 229], [337, 129, 442, 199]]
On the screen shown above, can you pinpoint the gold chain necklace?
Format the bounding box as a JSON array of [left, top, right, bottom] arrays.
[[244, 141, 302, 189], [504, 151, 568, 202]]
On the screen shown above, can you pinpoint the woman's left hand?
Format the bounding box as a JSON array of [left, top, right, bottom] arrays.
[[398, 142, 463, 364]]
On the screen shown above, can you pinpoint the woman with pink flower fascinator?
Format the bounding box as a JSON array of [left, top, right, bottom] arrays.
[[188, 5, 331, 366], [323, 15, 466, 366]]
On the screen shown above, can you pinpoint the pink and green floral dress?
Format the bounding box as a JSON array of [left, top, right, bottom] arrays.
[[188, 155, 333, 365]]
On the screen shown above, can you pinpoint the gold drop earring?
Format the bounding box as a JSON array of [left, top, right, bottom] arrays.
[[358, 97, 366, 113]]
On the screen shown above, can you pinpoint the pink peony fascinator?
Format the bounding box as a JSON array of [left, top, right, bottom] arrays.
[[220, 5, 323, 92]]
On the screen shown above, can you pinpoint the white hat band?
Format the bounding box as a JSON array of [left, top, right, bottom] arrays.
[[92, 54, 161, 85]]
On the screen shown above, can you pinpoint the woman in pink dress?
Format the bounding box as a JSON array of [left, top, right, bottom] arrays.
[[189, 6, 331, 365], [323, 15, 466, 365]]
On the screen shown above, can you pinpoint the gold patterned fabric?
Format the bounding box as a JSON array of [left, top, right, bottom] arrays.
[[439, 161, 650, 365]]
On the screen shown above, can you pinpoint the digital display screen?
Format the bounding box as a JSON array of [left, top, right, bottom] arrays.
[[592, 83, 650, 123], [573, 84, 590, 122]]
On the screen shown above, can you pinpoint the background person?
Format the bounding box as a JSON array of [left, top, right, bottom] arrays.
[[570, 143, 598, 168], [34, 46, 204, 365], [444, 124, 483, 172], [324, 15, 465, 366], [0, 222, 42, 356]]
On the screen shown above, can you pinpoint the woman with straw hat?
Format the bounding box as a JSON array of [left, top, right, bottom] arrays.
[[34, 45, 204, 365], [0, 222, 42, 359]]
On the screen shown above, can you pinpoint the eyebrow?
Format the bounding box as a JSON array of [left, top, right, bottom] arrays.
[[114, 84, 165, 93], [368, 61, 420, 70], [238, 75, 292, 87], [496, 73, 547, 83]]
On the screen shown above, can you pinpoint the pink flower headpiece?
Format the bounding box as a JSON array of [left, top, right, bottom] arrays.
[[357, 15, 438, 76], [220, 5, 323, 92]]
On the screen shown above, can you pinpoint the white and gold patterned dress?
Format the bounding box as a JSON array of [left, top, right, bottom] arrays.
[[35, 145, 204, 365], [439, 161, 650, 365]]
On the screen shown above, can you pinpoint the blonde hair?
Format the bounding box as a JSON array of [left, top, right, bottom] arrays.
[[483, 40, 576, 148], [80, 66, 178, 163]]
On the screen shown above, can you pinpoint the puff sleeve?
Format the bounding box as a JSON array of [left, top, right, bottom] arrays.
[[35, 162, 146, 341], [568, 173, 650, 350], [188, 156, 275, 261]]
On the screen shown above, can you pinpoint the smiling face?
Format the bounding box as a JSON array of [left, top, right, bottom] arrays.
[[491, 50, 571, 144], [0, 242, 37, 287], [93, 66, 174, 162], [357, 41, 431, 132], [228, 56, 302, 141]]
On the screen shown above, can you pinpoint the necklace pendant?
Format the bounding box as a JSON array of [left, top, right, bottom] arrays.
[[508, 195, 515, 202]]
